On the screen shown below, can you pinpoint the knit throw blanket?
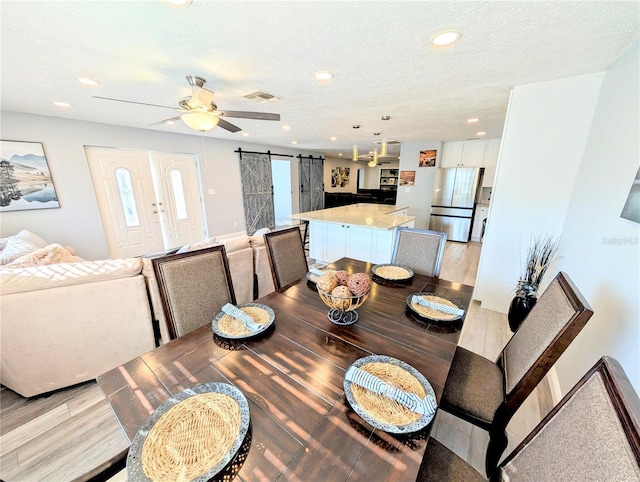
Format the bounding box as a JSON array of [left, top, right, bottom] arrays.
[[7, 244, 76, 268]]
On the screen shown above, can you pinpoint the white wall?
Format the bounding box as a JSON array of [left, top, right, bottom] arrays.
[[396, 141, 442, 228], [0, 112, 321, 260], [553, 40, 640, 394], [474, 73, 604, 311]]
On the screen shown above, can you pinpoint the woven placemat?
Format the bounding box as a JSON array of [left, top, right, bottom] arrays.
[[141, 393, 241, 482], [217, 306, 270, 336], [351, 362, 426, 426], [374, 265, 412, 280], [410, 294, 460, 321]]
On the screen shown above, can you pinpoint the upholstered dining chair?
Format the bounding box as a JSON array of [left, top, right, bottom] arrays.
[[416, 356, 640, 481], [152, 245, 236, 340], [391, 227, 447, 277], [440, 271, 593, 476], [264, 226, 309, 290]]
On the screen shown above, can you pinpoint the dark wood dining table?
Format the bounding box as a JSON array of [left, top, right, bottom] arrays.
[[97, 258, 473, 481]]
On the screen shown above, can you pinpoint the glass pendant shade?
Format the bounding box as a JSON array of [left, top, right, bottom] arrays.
[[380, 139, 387, 157], [181, 112, 219, 132], [352, 145, 358, 161], [373, 149, 379, 164]]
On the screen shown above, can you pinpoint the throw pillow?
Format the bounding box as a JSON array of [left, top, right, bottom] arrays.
[[0, 229, 49, 265]]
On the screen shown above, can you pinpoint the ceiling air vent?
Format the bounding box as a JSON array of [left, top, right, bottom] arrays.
[[244, 90, 281, 103]]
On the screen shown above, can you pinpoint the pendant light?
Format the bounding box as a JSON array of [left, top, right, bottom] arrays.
[[380, 139, 388, 157], [352, 124, 361, 161]]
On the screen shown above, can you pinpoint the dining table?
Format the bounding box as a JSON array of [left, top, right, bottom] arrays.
[[97, 257, 473, 481]]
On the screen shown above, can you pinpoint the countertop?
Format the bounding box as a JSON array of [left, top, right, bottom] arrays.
[[290, 203, 415, 230]]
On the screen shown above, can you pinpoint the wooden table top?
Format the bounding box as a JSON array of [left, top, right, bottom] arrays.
[[97, 258, 473, 481]]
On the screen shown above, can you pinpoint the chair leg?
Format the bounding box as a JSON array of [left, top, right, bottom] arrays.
[[485, 426, 508, 477]]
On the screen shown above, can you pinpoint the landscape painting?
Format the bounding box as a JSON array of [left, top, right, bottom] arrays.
[[0, 140, 60, 211]]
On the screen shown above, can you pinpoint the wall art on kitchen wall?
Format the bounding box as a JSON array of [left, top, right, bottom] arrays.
[[0, 140, 60, 212], [331, 167, 350, 187], [620, 166, 640, 224], [419, 149, 437, 167], [399, 171, 415, 186]]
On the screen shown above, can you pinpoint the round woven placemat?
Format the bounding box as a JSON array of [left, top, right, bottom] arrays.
[[351, 362, 426, 426], [141, 393, 241, 482], [217, 306, 270, 336], [375, 265, 411, 280], [410, 294, 459, 321]]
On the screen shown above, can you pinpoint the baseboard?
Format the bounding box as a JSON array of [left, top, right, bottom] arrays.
[[547, 366, 563, 404]]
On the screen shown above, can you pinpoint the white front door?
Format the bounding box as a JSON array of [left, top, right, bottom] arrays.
[[148, 151, 204, 249], [85, 147, 205, 258]]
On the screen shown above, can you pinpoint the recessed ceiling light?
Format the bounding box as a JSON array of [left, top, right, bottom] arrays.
[[282, 125, 291, 131], [242, 132, 250, 137], [163, 0, 192, 7], [338, 153, 343, 156], [476, 131, 487, 136], [330, 136, 337, 141], [78, 77, 99, 86], [165, 120, 176, 125], [313, 71, 334, 81], [291, 140, 298, 145], [467, 118, 480, 124], [53, 101, 72, 108], [431, 30, 461, 47]]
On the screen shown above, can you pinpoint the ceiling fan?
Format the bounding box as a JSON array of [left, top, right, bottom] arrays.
[[93, 75, 280, 133]]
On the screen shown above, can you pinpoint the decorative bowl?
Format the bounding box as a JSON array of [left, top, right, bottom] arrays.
[[317, 288, 370, 325]]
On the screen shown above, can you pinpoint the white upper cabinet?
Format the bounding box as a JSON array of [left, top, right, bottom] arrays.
[[440, 140, 486, 168], [440, 141, 465, 168], [481, 138, 501, 187]]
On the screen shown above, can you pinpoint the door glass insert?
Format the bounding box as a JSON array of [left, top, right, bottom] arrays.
[[170, 169, 188, 220], [115, 167, 140, 227]]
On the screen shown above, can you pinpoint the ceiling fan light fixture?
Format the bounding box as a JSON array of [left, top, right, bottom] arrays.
[[181, 112, 219, 132], [368, 160, 377, 168], [163, 0, 192, 8]]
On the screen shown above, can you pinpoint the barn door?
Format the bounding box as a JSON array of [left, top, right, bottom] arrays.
[[238, 151, 275, 235]]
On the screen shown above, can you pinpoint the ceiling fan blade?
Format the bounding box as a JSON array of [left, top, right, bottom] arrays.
[[93, 96, 176, 110], [217, 118, 242, 133], [219, 110, 280, 121], [149, 116, 181, 126]]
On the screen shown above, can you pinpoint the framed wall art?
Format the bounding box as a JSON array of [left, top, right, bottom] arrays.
[[419, 149, 437, 167], [399, 170, 415, 186], [0, 140, 60, 211], [331, 166, 350, 187]]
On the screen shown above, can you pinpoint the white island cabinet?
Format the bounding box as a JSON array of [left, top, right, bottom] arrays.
[[291, 204, 415, 264]]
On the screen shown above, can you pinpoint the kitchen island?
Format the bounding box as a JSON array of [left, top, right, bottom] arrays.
[[291, 203, 416, 264]]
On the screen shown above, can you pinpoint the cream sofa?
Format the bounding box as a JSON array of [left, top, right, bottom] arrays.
[[143, 230, 276, 344], [0, 257, 156, 397]]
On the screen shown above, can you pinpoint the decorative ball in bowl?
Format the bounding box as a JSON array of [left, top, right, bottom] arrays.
[[316, 271, 371, 325]]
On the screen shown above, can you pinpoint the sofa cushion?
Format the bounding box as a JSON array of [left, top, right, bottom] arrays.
[[249, 227, 271, 247], [176, 237, 218, 254], [0, 229, 49, 265], [220, 234, 250, 253], [7, 243, 77, 268], [0, 258, 143, 295]]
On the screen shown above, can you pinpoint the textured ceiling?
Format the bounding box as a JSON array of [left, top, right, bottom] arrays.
[[1, 1, 638, 157]]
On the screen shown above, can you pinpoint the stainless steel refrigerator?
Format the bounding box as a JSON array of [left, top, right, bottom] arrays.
[[429, 168, 481, 242]]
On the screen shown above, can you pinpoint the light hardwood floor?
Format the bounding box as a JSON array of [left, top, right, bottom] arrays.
[[0, 240, 554, 481]]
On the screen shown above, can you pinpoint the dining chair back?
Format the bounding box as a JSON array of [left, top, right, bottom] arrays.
[[264, 226, 309, 290], [152, 245, 236, 339], [391, 227, 447, 277], [417, 356, 640, 481], [440, 271, 593, 474]]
